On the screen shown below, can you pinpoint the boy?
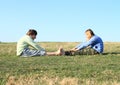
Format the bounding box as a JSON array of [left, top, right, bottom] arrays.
[[65, 29, 104, 55], [17, 29, 63, 57]]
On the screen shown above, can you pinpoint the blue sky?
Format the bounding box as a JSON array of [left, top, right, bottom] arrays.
[[0, 0, 120, 42]]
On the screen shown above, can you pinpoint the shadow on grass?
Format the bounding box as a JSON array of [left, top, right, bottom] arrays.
[[103, 52, 120, 55]]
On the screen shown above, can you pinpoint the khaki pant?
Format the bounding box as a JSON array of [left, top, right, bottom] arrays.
[[65, 48, 99, 56]]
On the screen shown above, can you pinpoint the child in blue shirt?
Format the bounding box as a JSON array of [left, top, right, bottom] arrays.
[[65, 29, 104, 55]]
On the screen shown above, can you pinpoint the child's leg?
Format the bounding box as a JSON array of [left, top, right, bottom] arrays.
[[21, 48, 46, 57], [21, 48, 64, 57], [46, 52, 58, 56], [64, 48, 99, 56], [74, 47, 99, 55], [46, 48, 64, 56]]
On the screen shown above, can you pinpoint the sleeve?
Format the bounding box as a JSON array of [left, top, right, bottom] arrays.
[[26, 37, 45, 51], [76, 37, 96, 50]]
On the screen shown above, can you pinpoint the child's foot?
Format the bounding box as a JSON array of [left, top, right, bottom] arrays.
[[61, 48, 65, 55], [56, 48, 65, 56]]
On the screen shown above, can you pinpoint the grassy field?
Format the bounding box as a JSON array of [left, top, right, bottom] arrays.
[[0, 42, 120, 85]]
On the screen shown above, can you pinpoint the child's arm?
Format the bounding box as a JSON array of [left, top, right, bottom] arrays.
[[76, 37, 95, 50], [26, 37, 45, 51]]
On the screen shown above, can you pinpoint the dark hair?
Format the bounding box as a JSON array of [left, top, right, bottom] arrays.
[[26, 29, 37, 36], [85, 29, 95, 36]]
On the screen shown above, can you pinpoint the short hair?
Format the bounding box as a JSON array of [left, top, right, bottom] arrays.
[[85, 29, 95, 36], [26, 29, 37, 36]]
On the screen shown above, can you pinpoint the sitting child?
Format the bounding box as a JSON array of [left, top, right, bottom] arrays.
[[17, 29, 64, 57], [65, 29, 104, 55]]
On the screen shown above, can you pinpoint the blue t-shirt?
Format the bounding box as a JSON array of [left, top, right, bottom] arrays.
[[75, 35, 104, 53]]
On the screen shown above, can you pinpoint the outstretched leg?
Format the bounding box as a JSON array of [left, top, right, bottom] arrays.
[[46, 48, 64, 56]]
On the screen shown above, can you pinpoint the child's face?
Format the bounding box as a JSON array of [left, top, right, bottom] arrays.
[[85, 31, 92, 40], [30, 35, 36, 40]]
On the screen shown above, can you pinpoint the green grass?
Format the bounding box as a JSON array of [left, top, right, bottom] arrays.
[[0, 42, 120, 85]]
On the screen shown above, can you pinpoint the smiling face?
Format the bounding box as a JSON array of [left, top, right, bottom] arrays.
[[85, 31, 93, 40]]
